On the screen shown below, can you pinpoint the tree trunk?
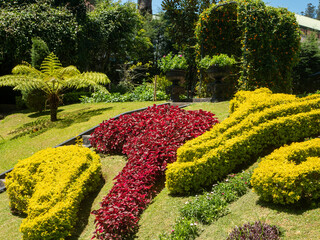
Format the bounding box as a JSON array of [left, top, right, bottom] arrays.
[[138, 0, 152, 15], [48, 94, 59, 122]]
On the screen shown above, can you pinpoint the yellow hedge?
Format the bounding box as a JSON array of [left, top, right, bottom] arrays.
[[166, 89, 320, 194], [178, 88, 298, 163], [251, 138, 320, 205], [6, 145, 102, 239]]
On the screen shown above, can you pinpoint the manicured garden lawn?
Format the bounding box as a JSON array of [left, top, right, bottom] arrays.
[[0, 101, 165, 173], [1, 100, 319, 239]]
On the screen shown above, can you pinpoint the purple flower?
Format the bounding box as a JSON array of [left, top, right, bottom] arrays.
[[178, 55, 182, 57]]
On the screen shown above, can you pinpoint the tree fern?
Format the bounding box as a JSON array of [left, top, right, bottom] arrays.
[[40, 52, 62, 76], [0, 52, 110, 121]]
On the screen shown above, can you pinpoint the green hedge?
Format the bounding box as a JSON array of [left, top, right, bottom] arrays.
[[251, 138, 320, 205], [166, 90, 320, 194], [6, 145, 102, 239]]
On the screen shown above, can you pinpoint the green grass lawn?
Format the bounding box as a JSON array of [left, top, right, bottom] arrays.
[[1, 100, 319, 240], [0, 101, 165, 173]]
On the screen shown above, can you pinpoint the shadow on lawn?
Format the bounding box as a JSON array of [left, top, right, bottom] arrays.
[[68, 176, 106, 240], [256, 198, 320, 215], [9, 107, 111, 139]]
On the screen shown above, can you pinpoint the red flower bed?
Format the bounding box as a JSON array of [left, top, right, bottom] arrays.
[[91, 105, 219, 239]]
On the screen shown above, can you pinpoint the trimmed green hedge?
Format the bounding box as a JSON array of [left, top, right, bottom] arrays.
[[251, 138, 320, 205], [166, 89, 320, 194], [6, 145, 102, 239]]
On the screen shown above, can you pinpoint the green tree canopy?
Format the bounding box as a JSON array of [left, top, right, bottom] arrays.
[[0, 2, 79, 74], [78, 1, 152, 73]]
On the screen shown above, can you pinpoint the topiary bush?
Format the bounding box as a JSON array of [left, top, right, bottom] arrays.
[[251, 138, 320, 205], [6, 145, 102, 239], [226, 221, 281, 240], [166, 89, 320, 195], [90, 105, 219, 239], [195, 0, 300, 93]]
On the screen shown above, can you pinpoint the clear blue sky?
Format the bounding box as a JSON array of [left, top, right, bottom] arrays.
[[149, 0, 319, 14]]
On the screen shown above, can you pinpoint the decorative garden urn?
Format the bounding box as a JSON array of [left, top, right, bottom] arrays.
[[206, 65, 232, 102], [166, 69, 186, 102]]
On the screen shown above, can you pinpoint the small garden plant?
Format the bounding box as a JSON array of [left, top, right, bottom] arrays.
[[158, 52, 189, 72], [90, 104, 218, 239], [199, 54, 236, 69], [159, 171, 252, 239], [226, 221, 281, 240]]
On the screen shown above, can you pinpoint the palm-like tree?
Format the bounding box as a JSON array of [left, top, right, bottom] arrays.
[[0, 53, 110, 121]]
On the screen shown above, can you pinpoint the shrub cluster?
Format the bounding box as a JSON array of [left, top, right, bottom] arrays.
[[195, 0, 300, 93], [90, 105, 218, 239], [251, 138, 320, 205], [80, 82, 169, 103], [166, 89, 320, 194], [5, 146, 102, 239], [180, 172, 251, 224], [159, 172, 251, 240], [227, 221, 281, 240]]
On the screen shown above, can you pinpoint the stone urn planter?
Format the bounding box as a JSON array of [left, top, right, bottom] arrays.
[[206, 65, 232, 102], [166, 69, 186, 102]]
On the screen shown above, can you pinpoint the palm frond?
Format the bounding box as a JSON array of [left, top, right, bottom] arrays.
[[65, 72, 110, 93], [40, 52, 62, 76]]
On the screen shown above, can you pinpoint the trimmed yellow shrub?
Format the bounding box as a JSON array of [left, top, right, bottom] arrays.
[[166, 89, 320, 194], [229, 87, 273, 114], [5, 145, 102, 239], [251, 138, 320, 205], [178, 89, 298, 163]]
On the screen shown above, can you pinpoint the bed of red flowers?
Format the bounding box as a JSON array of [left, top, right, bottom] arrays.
[[90, 105, 219, 239]]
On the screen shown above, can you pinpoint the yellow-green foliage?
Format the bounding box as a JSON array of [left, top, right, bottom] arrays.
[[5, 145, 102, 239], [166, 89, 320, 194], [251, 138, 320, 205]]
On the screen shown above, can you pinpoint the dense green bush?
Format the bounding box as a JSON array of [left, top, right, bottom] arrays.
[[79, 1, 152, 72], [251, 138, 320, 204], [166, 89, 320, 194], [6, 145, 102, 239], [23, 89, 47, 113], [30, 37, 50, 70], [81, 82, 169, 103], [293, 33, 320, 94], [0, 2, 79, 73], [62, 91, 91, 105], [195, 0, 300, 93]]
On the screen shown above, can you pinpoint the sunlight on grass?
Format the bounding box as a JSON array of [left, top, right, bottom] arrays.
[[137, 101, 230, 239], [0, 101, 165, 173], [197, 191, 320, 240], [185, 101, 230, 122]]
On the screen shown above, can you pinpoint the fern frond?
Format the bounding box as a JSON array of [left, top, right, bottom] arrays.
[[12, 62, 43, 77], [56, 66, 81, 79], [40, 52, 62, 76], [65, 72, 110, 92], [0, 75, 45, 92]]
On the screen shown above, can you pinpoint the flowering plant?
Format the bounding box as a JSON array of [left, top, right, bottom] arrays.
[[158, 52, 189, 72], [90, 105, 218, 239], [199, 54, 236, 69]]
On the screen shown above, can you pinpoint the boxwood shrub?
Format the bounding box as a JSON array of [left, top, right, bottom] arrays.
[[6, 145, 102, 239], [251, 138, 320, 205], [166, 89, 320, 194]]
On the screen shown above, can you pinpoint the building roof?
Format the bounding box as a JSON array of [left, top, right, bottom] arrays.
[[295, 14, 320, 32]]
